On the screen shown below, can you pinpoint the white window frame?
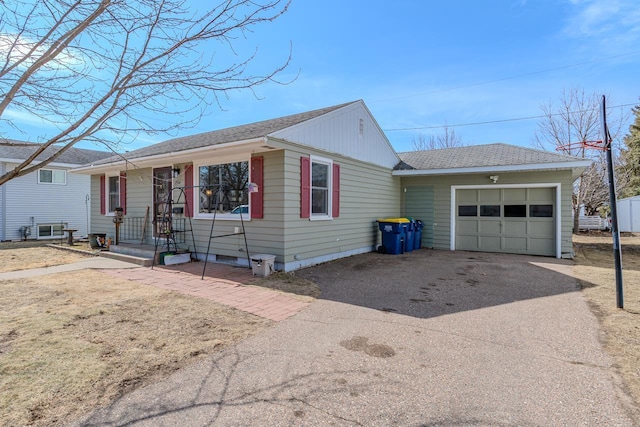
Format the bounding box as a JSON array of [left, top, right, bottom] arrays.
[[193, 155, 251, 221], [37, 223, 67, 239], [38, 168, 66, 185], [105, 174, 120, 215], [309, 155, 333, 221]]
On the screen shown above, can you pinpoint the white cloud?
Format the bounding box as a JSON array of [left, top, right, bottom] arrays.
[[563, 0, 640, 50], [0, 33, 84, 70]]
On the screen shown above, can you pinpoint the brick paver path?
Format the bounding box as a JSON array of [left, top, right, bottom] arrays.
[[102, 263, 310, 322]]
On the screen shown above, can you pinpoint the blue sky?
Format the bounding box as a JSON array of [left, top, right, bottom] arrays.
[[5, 0, 640, 153]]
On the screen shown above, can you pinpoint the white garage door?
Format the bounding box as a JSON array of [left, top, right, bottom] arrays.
[[455, 187, 556, 256]]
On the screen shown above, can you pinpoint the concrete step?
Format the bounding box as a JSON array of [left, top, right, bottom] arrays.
[[99, 251, 153, 267]]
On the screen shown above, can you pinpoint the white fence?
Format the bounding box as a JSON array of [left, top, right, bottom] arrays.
[[578, 216, 611, 231]]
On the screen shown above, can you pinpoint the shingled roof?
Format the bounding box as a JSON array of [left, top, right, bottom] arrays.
[[0, 140, 111, 165], [396, 143, 586, 171], [91, 101, 358, 166]]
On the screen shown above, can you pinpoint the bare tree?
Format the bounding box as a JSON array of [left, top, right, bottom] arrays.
[[533, 88, 627, 232], [0, 0, 292, 186], [412, 124, 463, 151]]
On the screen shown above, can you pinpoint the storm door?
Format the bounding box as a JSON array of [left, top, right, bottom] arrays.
[[153, 167, 172, 237]]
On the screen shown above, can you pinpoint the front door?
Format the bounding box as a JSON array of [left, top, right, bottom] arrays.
[[153, 167, 172, 237]]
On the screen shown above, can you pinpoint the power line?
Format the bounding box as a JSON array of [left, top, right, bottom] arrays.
[[383, 102, 639, 132]]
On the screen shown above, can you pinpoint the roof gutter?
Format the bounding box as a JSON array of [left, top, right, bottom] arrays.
[[392, 160, 592, 176], [72, 137, 269, 174]]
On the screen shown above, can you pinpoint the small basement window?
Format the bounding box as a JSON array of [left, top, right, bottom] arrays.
[[38, 223, 66, 239]]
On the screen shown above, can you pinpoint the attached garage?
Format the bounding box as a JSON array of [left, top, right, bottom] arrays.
[[453, 185, 559, 256], [395, 144, 592, 259]]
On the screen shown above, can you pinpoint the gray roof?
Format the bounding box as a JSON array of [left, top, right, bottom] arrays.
[[0, 140, 112, 165], [396, 143, 586, 170], [92, 101, 358, 166]]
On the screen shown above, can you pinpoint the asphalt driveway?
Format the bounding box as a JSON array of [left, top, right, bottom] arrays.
[[72, 249, 638, 426]]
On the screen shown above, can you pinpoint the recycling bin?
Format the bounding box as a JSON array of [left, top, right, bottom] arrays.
[[377, 218, 409, 255], [413, 219, 424, 249]]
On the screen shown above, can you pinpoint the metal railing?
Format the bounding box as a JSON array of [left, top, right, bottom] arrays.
[[119, 216, 187, 244]]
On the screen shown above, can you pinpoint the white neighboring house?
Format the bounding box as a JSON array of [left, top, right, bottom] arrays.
[[0, 141, 111, 241], [618, 195, 640, 233]]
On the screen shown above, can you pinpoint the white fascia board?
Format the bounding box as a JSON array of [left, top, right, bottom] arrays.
[[392, 160, 592, 176], [72, 137, 268, 174]]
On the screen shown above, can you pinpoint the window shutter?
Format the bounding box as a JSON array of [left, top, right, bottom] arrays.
[[250, 156, 264, 219], [119, 172, 127, 215], [332, 163, 340, 218], [99, 175, 106, 215], [300, 156, 310, 218], [184, 164, 194, 217]]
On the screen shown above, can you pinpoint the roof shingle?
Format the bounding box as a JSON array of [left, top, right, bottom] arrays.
[[396, 143, 585, 170], [0, 140, 112, 165]]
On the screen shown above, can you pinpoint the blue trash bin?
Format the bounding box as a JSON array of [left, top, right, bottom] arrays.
[[404, 220, 414, 252], [377, 218, 409, 255], [413, 220, 424, 249]]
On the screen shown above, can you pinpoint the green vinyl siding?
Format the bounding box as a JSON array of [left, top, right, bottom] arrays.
[[402, 186, 435, 248], [282, 145, 400, 265]]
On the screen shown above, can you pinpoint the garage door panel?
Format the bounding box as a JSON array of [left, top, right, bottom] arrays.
[[529, 187, 554, 201], [479, 189, 500, 202], [503, 188, 527, 201], [530, 221, 554, 235], [457, 235, 479, 251], [529, 238, 555, 255], [503, 237, 528, 251], [457, 220, 478, 233], [478, 220, 500, 234], [458, 189, 477, 203], [503, 220, 528, 235], [478, 236, 501, 252]]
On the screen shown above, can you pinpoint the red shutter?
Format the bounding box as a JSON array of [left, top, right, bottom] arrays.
[[332, 163, 340, 218], [184, 164, 194, 217], [119, 172, 127, 215], [99, 175, 106, 215], [250, 156, 264, 219], [300, 156, 310, 218]]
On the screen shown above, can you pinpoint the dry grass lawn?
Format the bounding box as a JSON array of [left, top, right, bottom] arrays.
[[0, 244, 275, 426], [573, 231, 640, 408]]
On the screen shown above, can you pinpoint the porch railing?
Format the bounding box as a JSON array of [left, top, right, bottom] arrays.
[[119, 216, 186, 244]]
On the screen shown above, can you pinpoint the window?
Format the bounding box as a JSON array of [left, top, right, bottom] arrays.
[[530, 204, 553, 217], [38, 169, 66, 185], [480, 205, 500, 217], [458, 205, 477, 216], [311, 160, 330, 216], [504, 204, 527, 217], [198, 161, 249, 215], [108, 176, 120, 213], [38, 224, 66, 239]]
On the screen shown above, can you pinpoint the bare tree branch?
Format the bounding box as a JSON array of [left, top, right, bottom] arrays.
[[0, 0, 292, 186]]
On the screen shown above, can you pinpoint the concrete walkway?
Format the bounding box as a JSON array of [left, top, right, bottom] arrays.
[[70, 250, 639, 426]]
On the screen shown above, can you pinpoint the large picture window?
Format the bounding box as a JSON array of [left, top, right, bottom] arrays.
[[38, 168, 66, 185], [198, 161, 249, 215]]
